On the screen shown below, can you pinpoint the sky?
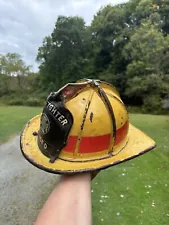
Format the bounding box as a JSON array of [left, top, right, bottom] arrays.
[[0, 0, 127, 71]]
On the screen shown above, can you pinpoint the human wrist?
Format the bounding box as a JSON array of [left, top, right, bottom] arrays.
[[59, 172, 91, 183]]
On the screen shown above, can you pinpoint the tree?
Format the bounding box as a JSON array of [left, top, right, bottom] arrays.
[[90, 4, 131, 94], [0, 53, 31, 93], [37, 16, 92, 90], [123, 18, 169, 109], [35, 1, 169, 113]]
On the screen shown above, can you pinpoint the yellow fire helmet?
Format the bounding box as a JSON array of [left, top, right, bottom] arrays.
[[20, 79, 156, 174]]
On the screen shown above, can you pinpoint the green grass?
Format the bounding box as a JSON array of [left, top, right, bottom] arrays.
[[92, 114, 169, 225], [0, 106, 42, 143], [0, 106, 169, 225]]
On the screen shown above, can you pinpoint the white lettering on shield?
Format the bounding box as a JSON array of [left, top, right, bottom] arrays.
[[47, 102, 68, 126], [39, 136, 48, 149]]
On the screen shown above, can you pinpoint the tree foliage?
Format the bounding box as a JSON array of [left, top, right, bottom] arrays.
[[1, 0, 169, 113], [0, 53, 31, 93], [37, 16, 93, 91], [0, 53, 43, 106]]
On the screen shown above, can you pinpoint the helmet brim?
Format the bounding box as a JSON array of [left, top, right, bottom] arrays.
[[20, 115, 156, 174]]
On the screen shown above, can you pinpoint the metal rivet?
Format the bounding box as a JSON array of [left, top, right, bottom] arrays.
[[33, 132, 38, 136]]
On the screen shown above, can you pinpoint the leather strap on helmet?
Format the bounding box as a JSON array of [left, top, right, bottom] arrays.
[[93, 81, 116, 151]]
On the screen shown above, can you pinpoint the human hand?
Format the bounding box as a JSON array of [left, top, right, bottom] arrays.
[[91, 170, 100, 180]]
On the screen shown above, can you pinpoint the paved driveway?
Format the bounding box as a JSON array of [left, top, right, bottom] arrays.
[[0, 136, 58, 225]]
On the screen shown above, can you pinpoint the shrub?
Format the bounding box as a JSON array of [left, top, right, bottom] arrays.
[[7, 98, 24, 106], [142, 95, 167, 115], [25, 97, 45, 107], [127, 106, 143, 114]]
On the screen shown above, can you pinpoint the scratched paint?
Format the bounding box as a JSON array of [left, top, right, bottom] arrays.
[[90, 112, 94, 122], [21, 80, 156, 174]]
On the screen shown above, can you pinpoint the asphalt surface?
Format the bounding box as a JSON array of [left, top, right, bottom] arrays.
[[0, 136, 58, 225]]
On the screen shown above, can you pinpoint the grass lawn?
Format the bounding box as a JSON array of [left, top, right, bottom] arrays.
[[92, 114, 169, 225], [0, 106, 42, 144], [0, 106, 169, 224]]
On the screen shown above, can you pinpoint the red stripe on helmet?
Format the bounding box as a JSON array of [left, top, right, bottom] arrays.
[[63, 136, 77, 153], [114, 120, 129, 146], [64, 121, 129, 153], [79, 134, 111, 153]]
